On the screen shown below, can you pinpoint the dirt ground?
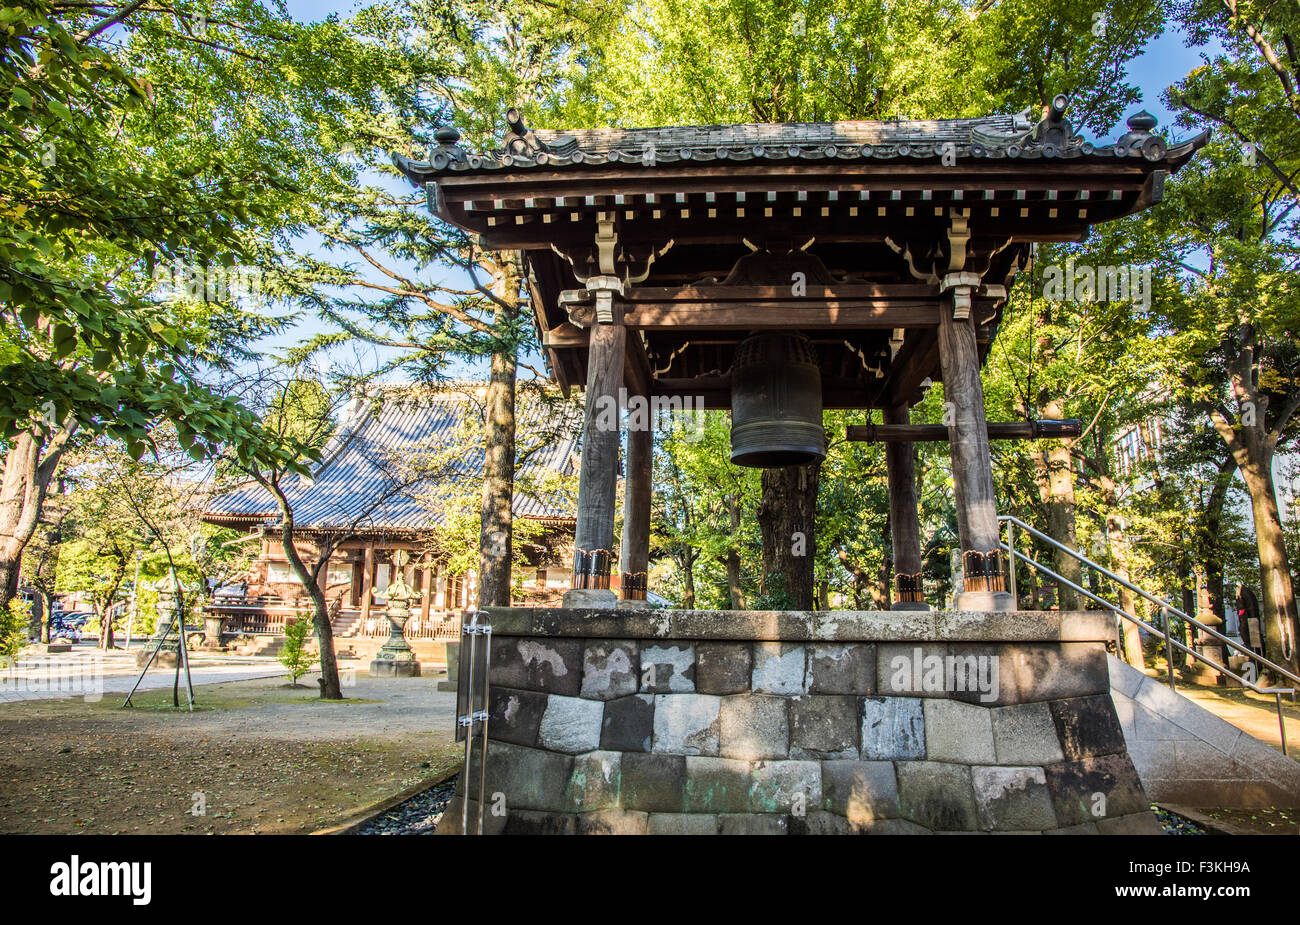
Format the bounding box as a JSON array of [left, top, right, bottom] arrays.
[[0, 674, 461, 834]]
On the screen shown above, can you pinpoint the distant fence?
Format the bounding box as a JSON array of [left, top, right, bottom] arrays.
[[209, 596, 460, 642]]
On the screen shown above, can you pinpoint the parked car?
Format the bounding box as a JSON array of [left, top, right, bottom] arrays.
[[50, 612, 92, 633]]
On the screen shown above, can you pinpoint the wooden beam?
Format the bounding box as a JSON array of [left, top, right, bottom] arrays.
[[884, 402, 925, 609], [434, 162, 1156, 202], [847, 419, 1083, 442], [879, 329, 939, 406], [542, 322, 588, 347], [937, 289, 1008, 604], [624, 331, 652, 397], [626, 302, 938, 330], [625, 283, 934, 302], [445, 206, 1103, 250]]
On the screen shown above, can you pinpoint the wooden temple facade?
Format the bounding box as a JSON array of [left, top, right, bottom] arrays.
[[202, 385, 578, 651], [396, 99, 1207, 610]]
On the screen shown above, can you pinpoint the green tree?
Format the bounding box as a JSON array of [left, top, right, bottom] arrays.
[[1137, 0, 1300, 674], [0, 599, 31, 659], [0, 0, 434, 610], [278, 615, 317, 687]]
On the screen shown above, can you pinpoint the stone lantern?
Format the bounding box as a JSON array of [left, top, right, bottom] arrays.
[[369, 550, 421, 677]]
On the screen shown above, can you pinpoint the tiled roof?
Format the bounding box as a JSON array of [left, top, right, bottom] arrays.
[[205, 385, 580, 532], [396, 101, 1208, 177]]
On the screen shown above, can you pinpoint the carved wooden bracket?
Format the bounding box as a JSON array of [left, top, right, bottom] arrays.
[[940, 271, 983, 320]]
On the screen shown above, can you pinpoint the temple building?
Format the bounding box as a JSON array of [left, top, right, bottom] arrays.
[[201, 383, 579, 659]]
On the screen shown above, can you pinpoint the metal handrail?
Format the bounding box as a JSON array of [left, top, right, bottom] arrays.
[[998, 515, 1296, 756], [1001, 515, 1300, 688], [458, 610, 492, 835]]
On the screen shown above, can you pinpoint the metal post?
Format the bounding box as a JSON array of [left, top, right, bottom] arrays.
[[1162, 607, 1176, 692], [1277, 693, 1288, 757], [1005, 520, 1017, 607], [459, 613, 477, 835], [477, 622, 492, 836], [120, 612, 179, 708], [456, 610, 493, 835], [124, 552, 143, 651], [175, 573, 194, 711]]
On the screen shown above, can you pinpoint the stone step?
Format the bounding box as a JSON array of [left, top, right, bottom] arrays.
[[1109, 655, 1300, 808]]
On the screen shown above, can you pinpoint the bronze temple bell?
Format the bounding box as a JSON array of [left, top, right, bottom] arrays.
[[729, 332, 827, 468]]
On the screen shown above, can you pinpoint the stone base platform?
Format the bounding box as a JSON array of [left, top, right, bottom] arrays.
[[437, 608, 1160, 835], [369, 658, 421, 678]]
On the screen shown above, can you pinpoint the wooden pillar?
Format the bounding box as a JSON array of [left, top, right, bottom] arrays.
[[564, 306, 626, 606], [937, 282, 1012, 609], [619, 419, 652, 602], [884, 402, 927, 610], [434, 561, 445, 610], [420, 561, 433, 621], [359, 542, 376, 622]]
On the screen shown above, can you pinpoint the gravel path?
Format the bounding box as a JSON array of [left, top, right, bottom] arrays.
[[1154, 806, 1206, 835], [356, 775, 459, 835]]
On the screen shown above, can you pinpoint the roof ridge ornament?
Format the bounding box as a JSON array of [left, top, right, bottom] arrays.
[[427, 124, 466, 170], [1116, 109, 1167, 161], [501, 107, 579, 161], [1031, 94, 1077, 158]]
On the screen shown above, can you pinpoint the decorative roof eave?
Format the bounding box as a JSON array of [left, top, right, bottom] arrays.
[[393, 100, 1211, 184], [235, 512, 577, 539]]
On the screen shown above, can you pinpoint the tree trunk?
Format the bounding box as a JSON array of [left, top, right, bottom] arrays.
[[757, 461, 821, 610], [1240, 462, 1300, 677], [0, 431, 66, 610], [680, 551, 696, 608], [1200, 454, 1238, 630], [264, 482, 342, 699], [872, 555, 891, 609], [37, 590, 51, 644], [97, 601, 115, 650], [1034, 398, 1081, 609], [478, 291, 518, 609], [725, 496, 744, 609]]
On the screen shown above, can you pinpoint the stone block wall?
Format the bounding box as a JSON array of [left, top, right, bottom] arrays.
[[438, 609, 1162, 835]]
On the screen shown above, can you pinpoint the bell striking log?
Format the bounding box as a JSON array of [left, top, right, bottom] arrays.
[[730, 332, 826, 468]]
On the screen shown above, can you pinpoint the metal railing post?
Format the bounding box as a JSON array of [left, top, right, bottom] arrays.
[[458, 610, 492, 835], [997, 517, 1298, 759], [1277, 692, 1288, 758], [477, 623, 492, 836], [1162, 607, 1176, 692], [459, 613, 477, 836], [1006, 520, 1017, 608]]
